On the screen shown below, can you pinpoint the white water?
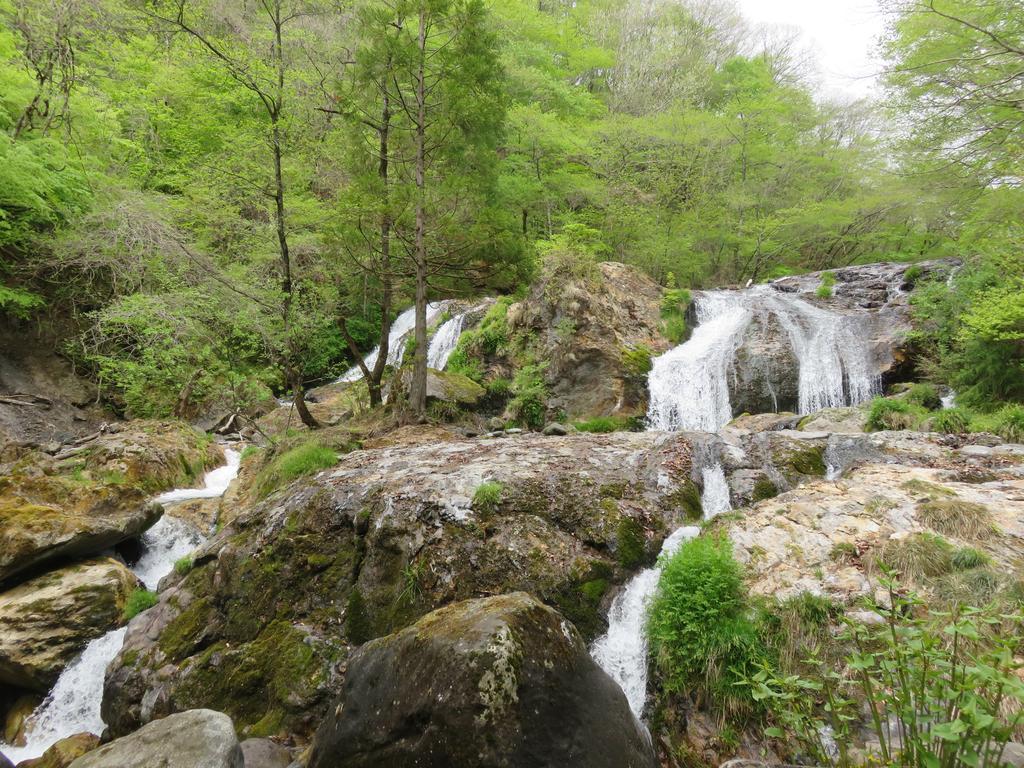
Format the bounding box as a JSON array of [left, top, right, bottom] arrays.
[[647, 286, 879, 431], [591, 465, 732, 718], [1, 448, 241, 763], [340, 302, 447, 383], [427, 311, 469, 371]]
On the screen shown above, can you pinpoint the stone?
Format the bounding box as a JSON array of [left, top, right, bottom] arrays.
[[2, 693, 40, 745], [238, 739, 291, 768], [101, 431, 707, 740], [0, 421, 220, 583], [67, 710, 242, 768], [0, 557, 142, 691], [1001, 742, 1024, 768], [543, 422, 569, 436], [393, 369, 485, 406], [0, 752, 11, 768], [17, 733, 99, 768], [306, 593, 657, 768]]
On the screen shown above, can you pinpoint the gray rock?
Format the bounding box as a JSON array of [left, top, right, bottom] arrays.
[[239, 738, 291, 768], [68, 710, 242, 768], [1003, 743, 1024, 768], [542, 422, 569, 436], [306, 593, 657, 768]]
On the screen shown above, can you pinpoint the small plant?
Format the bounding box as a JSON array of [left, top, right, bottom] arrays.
[[574, 416, 630, 433], [747, 583, 1024, 768], [508, 363, 548, 430], [254, 441, 338, 499], [903, 264, 923, 286], [661, 288, 691, 344], [952, 546, 990, 570], [816, 271, 836, 298], [930, 407, 971, 434], [554, 316, 576, 342], [174, 556, 193, 575], [829, 541, 857, 563], [992, 404, 1024, 443], [621, 345, 653, 379], [872, 531, 954, 581], [472, 481, 504, 513], [123, 589, 158, 620], [240, 445, 262, 461], [866, 396, 927, 431], [917, 498, 994, 540]]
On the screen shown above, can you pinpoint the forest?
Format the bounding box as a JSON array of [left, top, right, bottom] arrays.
[[2, 0, 1021, 423]]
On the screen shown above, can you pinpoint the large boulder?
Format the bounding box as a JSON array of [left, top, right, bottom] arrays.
[[101, 431, 710, 740], [0, 421, 220, 583], [0, 557, 142, 691], [307, 592, 657, 768], [67, 709, 242, 768]]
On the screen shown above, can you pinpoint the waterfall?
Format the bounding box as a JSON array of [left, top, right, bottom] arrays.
[[1, 448, 242, 763], [339, 302, 447, 383], [591, 463, 732, 719], [427, 311, 469, 371], [647, 285, 879, 432]]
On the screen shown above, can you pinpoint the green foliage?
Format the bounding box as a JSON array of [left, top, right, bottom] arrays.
[[648, 535, 770, 718], [254, 442, 338, 499], [866, 396, 928, 432], [472, 481, 504, 513], [574, 416, 633, 434], [660, 288, 691, 344], [123, 589, 158, 621], [815, 271, 836, 299], [748, 584, 1024, 768], [0, 284, 44, 318], [930, 407, 970, 434], [952, 547, 990, 571], [905, 383, 942, 411], [174, 557, 193, 576], [621, 344, 653, 379], [508, 362, 548, 430]]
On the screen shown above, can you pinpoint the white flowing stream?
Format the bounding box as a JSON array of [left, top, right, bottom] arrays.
[[339, 302, 448, 383], [0, 448, 241, 763], [426, 300, 491, 371], [647, 286, 879, 431], [591, 461, 731, 719]]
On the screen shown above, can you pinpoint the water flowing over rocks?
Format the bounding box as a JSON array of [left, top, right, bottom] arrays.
[[100, 431, 718, 739], [0, 558, 141, 691], [65, 709, 243, 768], [306, 592, 657, 768]]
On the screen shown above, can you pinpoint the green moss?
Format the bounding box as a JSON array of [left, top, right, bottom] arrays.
[[752, 477, 778, 501], [669, 480, 703, 522], [616, 515, 645, 569], [901, 478, 956, 499], [775, 445, 827, 477], [122, 589, 157, 621], [574, 416, 630, 433], [580, 578, 609, 602], [160, 597, 215, 661], [345, 587, 373, 645]]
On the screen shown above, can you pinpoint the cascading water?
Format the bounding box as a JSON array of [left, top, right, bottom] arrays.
[[647, 286, 879, 431], [339, 302, 447, 383], [591, 462, 732, 719], [427, 310, 470, 371], [1, 448, 242, 763]]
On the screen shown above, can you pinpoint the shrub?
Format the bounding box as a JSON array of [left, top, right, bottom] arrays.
[[829, 541, 857, 563], [992, 404, 1024, 443], [952, 546, 990, 570], [445, 348, 485, 382], [123, 589, 158, 620], [872, 531, 954, 580], [661, 289, 691, 344], [930, 407, 971, 434], [747, 584, 1024, 768], [648, 536, 770, 717], [905, 382, 942, 411], [472, 481, 504, 513], [917, 499, 994, 540], [255, 441, 338, 499], [485, 377, 512, 398], [903, 264, 923, 286], [866, 396, 927, 431], [174, 556, 193, 575], [508, 363, 548, 430]]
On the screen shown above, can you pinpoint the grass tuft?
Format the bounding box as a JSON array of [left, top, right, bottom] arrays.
[[123, 589, 158, 621], [917, 499, 994, 540], [255, 441, 338, 499]]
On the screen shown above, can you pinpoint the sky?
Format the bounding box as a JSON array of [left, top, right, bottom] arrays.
[[736, 0, 888, 100]]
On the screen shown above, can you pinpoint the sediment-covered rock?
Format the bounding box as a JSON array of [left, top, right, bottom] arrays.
[[307, 592, 657, 768], [66, 709, 242, 768], [0, 557, 142, 691], [101, 431, 709, 739]]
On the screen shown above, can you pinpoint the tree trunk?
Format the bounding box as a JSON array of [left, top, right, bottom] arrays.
[[369, 55, 394, 404], [409, 9, 429, 419]]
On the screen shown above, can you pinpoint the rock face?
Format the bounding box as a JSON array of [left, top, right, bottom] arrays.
[[394, 368, 485, 406], [0, 557, 142, 691], [101, 431, 710, 740], [66, 709, 243, 768], [0, 421, 220, 583], [509, 262, 669, 419], [307, 592, 657, 768]]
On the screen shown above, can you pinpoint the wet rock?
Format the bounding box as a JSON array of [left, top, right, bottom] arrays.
[[2, 693, 40, 745], [307, 593, 657, 768], [238, 739, 290, 768], [0, 421, 220, 583], [67, 710, 242, 768], [0, 557, 142, 691], [102, 432, 705, 740], [17, 733, 99, 768]]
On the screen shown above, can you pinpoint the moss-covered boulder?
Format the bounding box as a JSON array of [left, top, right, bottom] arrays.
[[0, 421, 220, 583], [101, 431, 704, 741], [17, 733, 100, 768], [307, 592, 657, 768], [0, 557, 142, 690]]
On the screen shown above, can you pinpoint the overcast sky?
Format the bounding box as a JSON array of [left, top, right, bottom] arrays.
[[736, 0, 888, 100]]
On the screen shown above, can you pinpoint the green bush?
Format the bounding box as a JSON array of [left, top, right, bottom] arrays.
[[621, 345, 653, 379], [904, 382, 942, 411], [123, 589, 158, 620], [254, 441, 338, 499], [992, 404, 1024, 443], [952, 546, 990, 570], [508, 363, 548, 430], [866, 396, 927, 431], [903, 264, 923, 286], [930, 407, 970, 434], [648, 536, 770, 717], [660, 289, 691, 344], [816, 271, 836, 298], [748, 584, 1024, 768], [472, 481, 504, 513]]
